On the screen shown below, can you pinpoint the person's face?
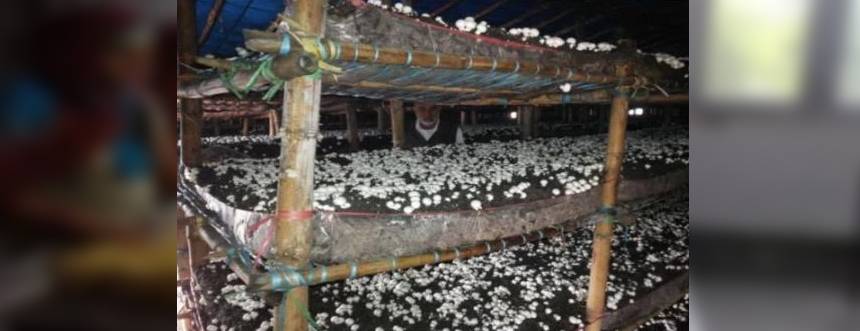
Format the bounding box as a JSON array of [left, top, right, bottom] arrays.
[[415, 105, 437, 123]]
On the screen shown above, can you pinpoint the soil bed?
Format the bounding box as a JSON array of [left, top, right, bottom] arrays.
[[191, 128, 687, 214], [191, 190, 689, 331]]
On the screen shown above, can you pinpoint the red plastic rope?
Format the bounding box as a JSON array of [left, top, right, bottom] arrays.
[[245, 209, 314, 267], [325, 194, 571, 218]]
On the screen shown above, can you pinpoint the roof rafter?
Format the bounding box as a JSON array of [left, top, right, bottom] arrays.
[[550, 15, 604, 37], [430, 0, 465, 17], [474, 0, 511, 20], [584, 27, 623, 42], [533, 7, 578, 30], [500, 1, 561, 28]]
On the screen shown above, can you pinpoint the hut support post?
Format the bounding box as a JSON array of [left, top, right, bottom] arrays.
[[389, 100, 405, 148], [376, 107, 387, 131], [533, 108, 542, 137], [273, 0, 325, 330], [521, 106, 533, 140], [346, 107, 360, 151], [460, 111, 466, 126], [470, 110, 478, 125], [179, 0, 202, 167], [584, 93, 630, 331]]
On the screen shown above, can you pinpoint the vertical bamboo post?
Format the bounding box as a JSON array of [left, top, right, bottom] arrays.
[[533, 108, 542, 137], [584, 92, 630, 331], [376, 107, 387, 131], [179, 0, 202, 167], [346, 107, 360, 151], [460, 111, 466, 126], [516, 108, 523, 126], [389, 100, 405, 148], [273, 0, 325, 330], [470, 110, 478, 125], [521, 106, 533, 140]]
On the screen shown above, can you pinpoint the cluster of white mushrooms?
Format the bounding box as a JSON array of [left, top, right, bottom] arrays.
[[195, 128, 687, 213], [196, 191, 688, 331], [454, 17, 490, 35]]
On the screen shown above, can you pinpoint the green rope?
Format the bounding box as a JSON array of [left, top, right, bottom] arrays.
[[290, 291, 321, 331], [258, 57, 286, 101], [219, 70, 244, 99], [275, 270, 320, 331]]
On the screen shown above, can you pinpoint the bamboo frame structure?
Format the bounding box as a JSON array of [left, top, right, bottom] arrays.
[[585, 93, 631, 331], [179, 5, 691, 330], [272, 0, 325, 330], [243, 33, 641, 86]]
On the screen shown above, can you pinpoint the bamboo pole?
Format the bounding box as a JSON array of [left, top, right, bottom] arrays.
[[179, 0, 202, 167], [470, 110, 478, 125], [273, 0, 325, 330], [584, 92, 630, 331], [251, 226, 567, 292], [243, 33, 639, 86], [389, 100, 405, 148], [376, 107, 387, 131], [194, 219, 252, 284], [331, 79, 520, 96], [345, 107, 360, 151], [521, 106, 533, 140], [455, 92, 688, 106], [198, 0, 226, 46]]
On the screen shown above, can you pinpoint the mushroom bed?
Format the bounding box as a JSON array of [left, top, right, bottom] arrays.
[[190, 128, 687, 214], [191, 189, 689, 331]]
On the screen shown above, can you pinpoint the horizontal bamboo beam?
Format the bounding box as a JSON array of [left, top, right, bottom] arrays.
[[194, 219, 253, 285], [243, 32, 639, 86], [327, 79, 521, 96], [456, 92, 688, 106], [202, 110, 272, 119], [250, 226, 567, 292]]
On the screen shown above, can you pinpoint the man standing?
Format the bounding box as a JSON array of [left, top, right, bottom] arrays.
[[403, 103, 464, 148]]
